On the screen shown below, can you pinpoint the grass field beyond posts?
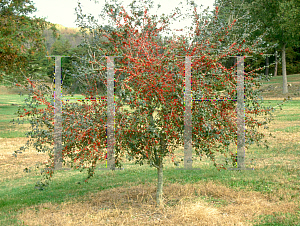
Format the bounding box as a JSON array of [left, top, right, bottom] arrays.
[[0, 74, 300, 225]]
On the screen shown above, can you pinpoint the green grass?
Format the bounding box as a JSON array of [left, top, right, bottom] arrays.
[[252, 213, 300, 226], [1, 74, 300, 225], [263, 73, 300, 84], [273, 125, 300, 133], [257, 99, 300, 122], [0, 93, 46, 138]]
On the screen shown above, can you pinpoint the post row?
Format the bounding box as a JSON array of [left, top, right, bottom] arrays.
[[50, 56, 248, 171]]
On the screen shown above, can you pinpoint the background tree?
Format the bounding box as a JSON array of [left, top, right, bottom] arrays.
[[42, 24, 107, 95], [0, 0, 58, 86], [213, 0, 277, 76], [42, 24, 83, 51], [215, 0, 300, 85], [242, 0, 300, 94], [46, 38, 74, 89]]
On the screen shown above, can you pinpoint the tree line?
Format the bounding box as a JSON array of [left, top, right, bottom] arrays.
[[1, 0, 299, 95]]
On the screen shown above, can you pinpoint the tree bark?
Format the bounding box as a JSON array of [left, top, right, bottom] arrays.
[[274, 51, 278, 76], [282, 43, 288, 94], [265, 56, 269, 76], [156, 156, 163, 207]]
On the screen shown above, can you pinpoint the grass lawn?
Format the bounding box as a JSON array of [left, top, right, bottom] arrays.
[[0, 74, 300, 225]]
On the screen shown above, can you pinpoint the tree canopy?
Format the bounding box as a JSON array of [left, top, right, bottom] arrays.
[[214, 0, 300, 93], [0, 0, 58, 85]]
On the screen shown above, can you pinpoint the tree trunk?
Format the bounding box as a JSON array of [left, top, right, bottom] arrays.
[[282, 44, 288, 94], [156, 156, 164, 207], [265, 56, 269, 76], [274, 51, 278, 76], [156, 135, 166, 207]]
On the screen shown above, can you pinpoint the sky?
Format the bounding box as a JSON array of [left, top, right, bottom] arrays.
[[29, 0, 216, 38]]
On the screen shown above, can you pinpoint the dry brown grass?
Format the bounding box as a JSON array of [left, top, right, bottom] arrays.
[[15, 180, 298, 226], [0, 137, 49, 183]]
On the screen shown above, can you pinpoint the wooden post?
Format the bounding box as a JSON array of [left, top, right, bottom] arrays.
[[97, 56, 124, 171], [184, 56, 193, 169], [46, 55, 71, 171], [228, 56, 254, 171], [177, 56, 201, 170], [236, 56, 246, 169], [176, 55, 253, 171], [106, 56, 115, 170], [47, 55, 122, 171], [54, 56, 63, 170]]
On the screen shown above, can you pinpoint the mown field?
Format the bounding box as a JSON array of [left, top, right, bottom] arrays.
[[0, 74, 300, 225]]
